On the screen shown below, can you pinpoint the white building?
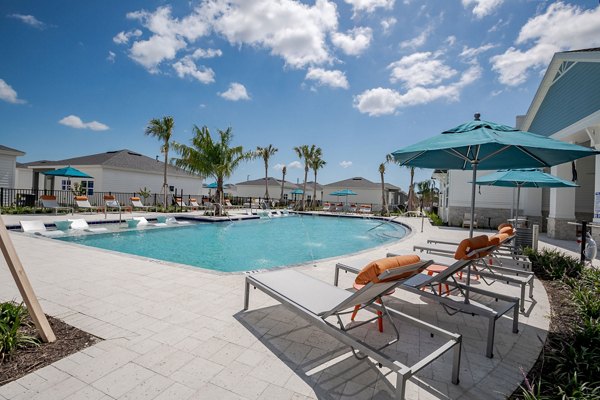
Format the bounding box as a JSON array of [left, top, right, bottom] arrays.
[[440, 48, 600, 239], [17, 149, 202, 200], [323, 177, 403, 210], [234, 177, 322, 202], [0, 145, 25, 189]]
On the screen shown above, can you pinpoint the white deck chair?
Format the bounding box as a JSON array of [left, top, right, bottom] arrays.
[[244, 262, 461, 400], [130, 197, 155, 212], [74, 196, 101, 214], [334, 243, 520, 359], [165, 217, 191, 225], [20, 220, 65, 237], [462, 213, 478, 228], [40, 195, 73, 214], [68, 218, 109, 233]]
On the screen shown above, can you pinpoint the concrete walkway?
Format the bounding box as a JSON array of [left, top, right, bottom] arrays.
[[0, 214, 551, 400]]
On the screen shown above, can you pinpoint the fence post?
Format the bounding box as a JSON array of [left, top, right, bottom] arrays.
[[0, 187, 3, 208]]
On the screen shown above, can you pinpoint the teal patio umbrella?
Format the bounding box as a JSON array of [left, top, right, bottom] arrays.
[[392, 114, 598, 237], [43, 166, 93, 178], [474, 168, 578, 225], [330, 189, 357, 209], [290, 188, 303, 202], [205, 182, 218, 189]]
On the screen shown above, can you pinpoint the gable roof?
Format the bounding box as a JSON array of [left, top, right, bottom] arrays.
[[521, 48, 600, 138], [236, 177, 299, 188], [20, 149, 195, 177], [0, 145, 25, 156], [325, 176, 400, 190]]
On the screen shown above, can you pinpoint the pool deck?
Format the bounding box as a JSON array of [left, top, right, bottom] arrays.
[[0, 212, 560, 400]]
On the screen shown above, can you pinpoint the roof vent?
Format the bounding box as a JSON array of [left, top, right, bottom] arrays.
[[127, 151, 142, 156], [352, 177, 362, 180], [106, 150, 118, 154], [474, 113, 481, 121]]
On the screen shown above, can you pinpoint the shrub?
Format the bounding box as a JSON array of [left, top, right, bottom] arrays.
[[426, 212, 444, 226], [523, 247, 584, 280], [0, 302, 39, 363]]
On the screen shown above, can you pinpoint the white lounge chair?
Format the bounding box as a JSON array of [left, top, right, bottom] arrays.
[[462, 213, 478, 228], [165, 217, 191, 225], [130, 197, 156, 212], [74, 196, 101, 214], [358, 204, 372, 214], [40, 195, 72, 214], [244, 260, 461, 400], [322, 202, 332, 211], [20, 220, 65, 237], [189, 198, 201, 210], [68, 219, 109, 233]]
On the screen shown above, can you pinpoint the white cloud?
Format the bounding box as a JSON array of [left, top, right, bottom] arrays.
[[305, 68, 349, 89], [331, 27, 372, 56], [129, 33, 187, 73], [344, 0, 395, 15], [354, 63, 481, 116], [288, 161, 303, 169], [388, 52, 457, 88], [58, 115, 109, 131], [8, 14, 46, 29], [210, 0, 338, 68], [340, 161, 352, 168], [107, 51, 116, 63], [113, 29, 142, 45], [192, 48, 223, 58], [399, 27, 432, 49], [445, 35, 457, 46], [462, 0, 504, 18], [172, 56, 215, 84], [488, 17, 509, 33], [219, 82, 250, 101], [491, 2, 600, 86], [380, 17, 397, 35], [0, 79, 26, 104], [459, 43, 496, 59], [273, 163, 286, 171]]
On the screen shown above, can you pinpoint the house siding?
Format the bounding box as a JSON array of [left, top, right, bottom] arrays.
[[100, 168, 201, 194], [529, 62, 600, 136], [0, 155, 16, 188]]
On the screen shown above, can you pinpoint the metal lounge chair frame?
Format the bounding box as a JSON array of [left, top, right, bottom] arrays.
[[244, 263, 462, 400], [40, 195, 73, 215], [413, 237, 534, 312], [334, 246, 519, 358]]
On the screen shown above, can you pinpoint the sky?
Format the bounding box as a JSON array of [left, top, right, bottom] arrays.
[[1, 0, 600, 190]]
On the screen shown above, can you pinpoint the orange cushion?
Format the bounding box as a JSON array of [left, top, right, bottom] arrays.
[[190, 198, 196, 202], [355, 255, 421, 285], [40, 195, 56, 200], [497, 223, 512, 231], [499, 226, 514, 235], [130, 197, 140, 201], [74, 196, 88, 201], [454, 235, 490, 260], [488, 235, 501, 246], [104, 195, 115, 200]]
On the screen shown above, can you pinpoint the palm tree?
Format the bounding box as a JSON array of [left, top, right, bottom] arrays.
[[256, 145, 278, 199], [279, 165, 287, 204], [293, 144, 317, 210], [379, 154, 394, 216], [407, 167, 417, 211], [172, 126, 254, 216], [308, 148, 325, 209], [145, 116, 174, 208]]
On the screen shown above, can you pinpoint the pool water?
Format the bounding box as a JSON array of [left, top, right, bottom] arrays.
[[56, 215, 408, 272]]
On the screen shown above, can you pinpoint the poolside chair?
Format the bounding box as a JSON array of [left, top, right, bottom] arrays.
[[165, 217, 191, 225], [358, 204, 372, 214], [188, 198, 201, 210], [20, 220, 65, 238], [103, 195, 131, 214], [322, 202, 332, 211], [349, 204, 358, 213], [462, 212, 478, 229], [335, 236, 520, 358], [334, 203, 344, 212], [130, 197, 156, 212], [74, 196, 101, 214], [175, 198, 191, 210], [39, 195, 73, 215], [244, 261, 461, 400], [68, 218, 109, 233]]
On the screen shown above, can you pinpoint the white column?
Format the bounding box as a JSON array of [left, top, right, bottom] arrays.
[[548, 162, 576, 239]]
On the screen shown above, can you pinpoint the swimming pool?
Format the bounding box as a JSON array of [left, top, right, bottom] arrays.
[[56, 215, 408, 272]]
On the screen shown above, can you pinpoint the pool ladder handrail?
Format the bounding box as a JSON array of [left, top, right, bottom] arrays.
[[367, 215, 401, 232]]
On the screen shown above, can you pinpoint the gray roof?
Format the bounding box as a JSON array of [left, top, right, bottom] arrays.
[[0, 145, 25, 156], [325, 176, 401, 191], [236, 177, 299, 189], [20, 149, 195, 177]]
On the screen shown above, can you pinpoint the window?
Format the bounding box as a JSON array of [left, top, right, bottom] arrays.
[[81, 180, 94, 195], [307, 195, 312, 201], [283, 194, 288, 200], [61, 179, 71, 191]]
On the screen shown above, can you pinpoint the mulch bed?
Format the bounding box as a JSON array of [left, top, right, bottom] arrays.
[[509, 264, 580, 399], [0, 315, 101, 386]]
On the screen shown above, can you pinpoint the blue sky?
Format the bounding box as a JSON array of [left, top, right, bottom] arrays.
[[1, 0, 600, 190]]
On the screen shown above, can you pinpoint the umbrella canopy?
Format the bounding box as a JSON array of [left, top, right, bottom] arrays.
[[474, 168, 578, 226], [474, 168, 579, 188], [205, 182, 218, 189], [392, 115, 598, 236], [290, 189, 304, 195], [43, 166, 93, 179], [330, 189, 358, 196]]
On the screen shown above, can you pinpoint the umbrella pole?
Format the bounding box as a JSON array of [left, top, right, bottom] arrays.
[[515, 185, 521, 228], [469, 162, 479, 238]]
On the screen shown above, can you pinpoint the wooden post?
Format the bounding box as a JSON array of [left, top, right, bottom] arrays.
[[0, 217, 56, 342]]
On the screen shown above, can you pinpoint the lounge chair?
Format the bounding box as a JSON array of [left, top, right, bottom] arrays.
[[74, 196, 101, 214], [103, 195, 131, 214], [334, 203, 344, 212], [175, 198, 191, 210], [130, 197, 156, 212], [335, 236, 520, 358], [462, 212, 478, 228], [20, 220, 65, 238], [244, 261, 461, 400], [188, 198, 201, 210], [40, 195, 73, 214], [349, 204, 358, 213], [68, 218, 109, 233], [165, 217, 191, 225], [322, 202, 332, 211], [358, 204, 372, 214]]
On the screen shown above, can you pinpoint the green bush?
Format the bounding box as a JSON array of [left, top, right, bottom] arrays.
[[426, 212, 444, 226], [524, 247, 584, 280], [0, 302, 39, 363]]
